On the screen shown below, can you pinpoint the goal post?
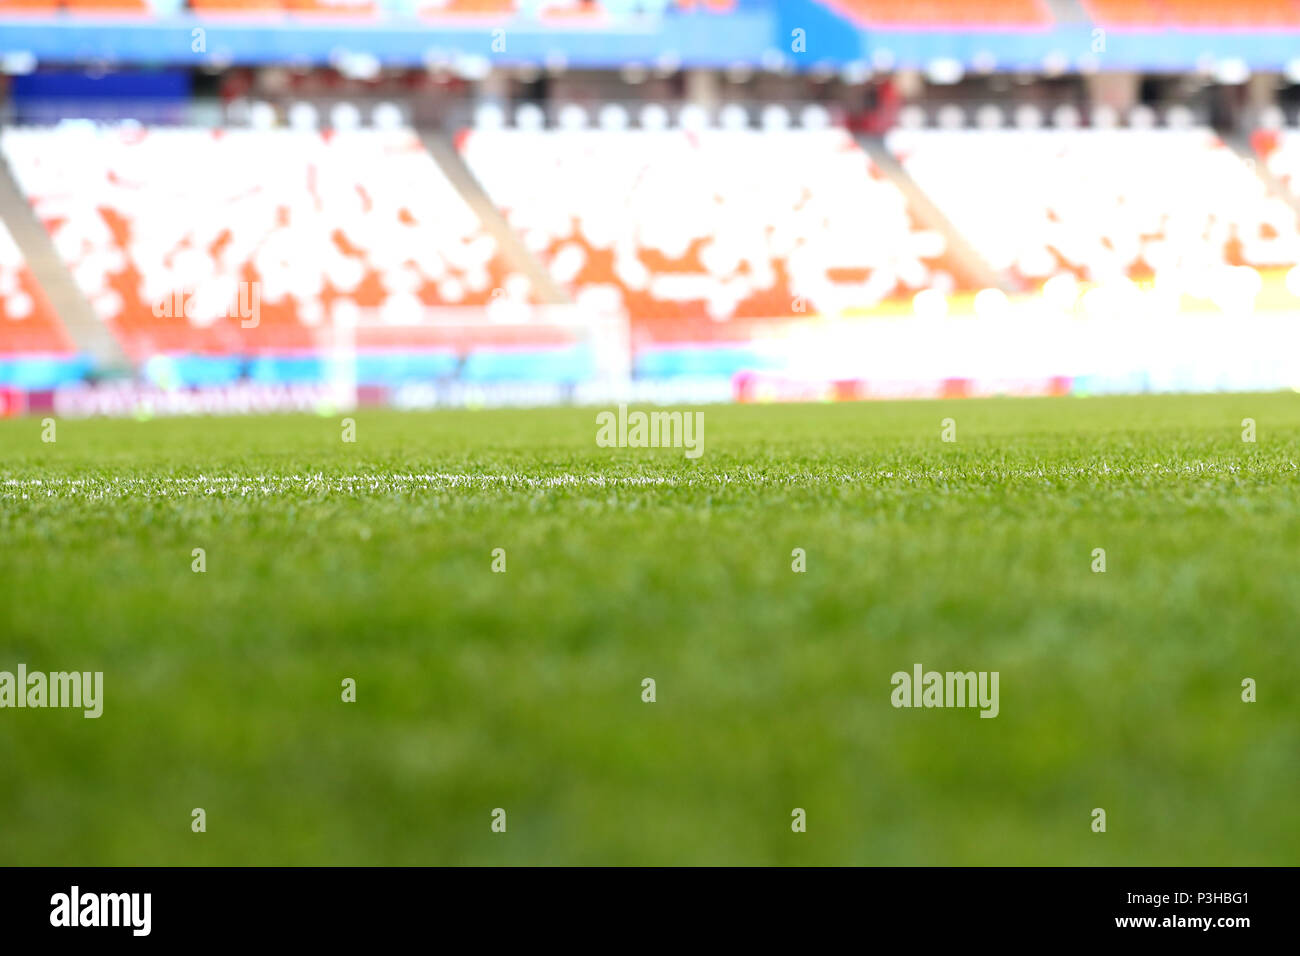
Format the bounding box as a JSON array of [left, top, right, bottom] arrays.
[[319, 301, 631, 411]]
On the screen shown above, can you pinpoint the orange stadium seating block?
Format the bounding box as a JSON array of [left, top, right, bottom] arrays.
[[0, 127, 535, 359], [0, 225, 76, 356], [1085, 0, 1300, 26], [0, 0, 63, 11], [827, 0, 1051, 27], [284, 0, 379, 16], [460, 126, 968, 326], [189, 0, 289, 12], [60, 0, 153, 10], [886, 127, 1300, 290]]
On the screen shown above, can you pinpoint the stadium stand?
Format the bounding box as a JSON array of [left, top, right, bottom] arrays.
[[186, 0, 283, 10], [458, 122, 966, 328], [0, 126, 534, 361], [60, 0, 154, 10], [1083, 0, 1300, 27], [0, 220, 74, 355], [822, 0, 1052, 27], [0, 0, 735, 15], [885, 126, 1300, 290], [0, 219, 89, 389], [1256, 129, 1300, 204]]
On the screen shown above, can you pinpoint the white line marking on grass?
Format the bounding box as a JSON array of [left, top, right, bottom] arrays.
[[0, 460, 1293, 501], [0, 473, 684, 499]]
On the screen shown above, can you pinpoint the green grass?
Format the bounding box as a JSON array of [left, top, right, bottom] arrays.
[[1, 392, 1298, 865]]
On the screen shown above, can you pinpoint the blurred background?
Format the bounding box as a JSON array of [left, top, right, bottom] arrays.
[[1, 0, 1299, 419]]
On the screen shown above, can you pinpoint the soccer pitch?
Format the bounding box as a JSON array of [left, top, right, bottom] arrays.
[[1, 393, 1297, 865]]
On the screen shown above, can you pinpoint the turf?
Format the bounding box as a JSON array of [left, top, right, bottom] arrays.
[[1, 392, 1297, 865]]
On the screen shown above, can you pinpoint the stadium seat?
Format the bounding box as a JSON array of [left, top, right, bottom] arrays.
[[886, 127, 1300, 289], [59, 0, 154, 11], [187, 0, 287, 12], [823, 0, 1052, 27], [0, 126, 533, 359], [0, 0, 768, 15], [412, 0, 734, 18], [1084, 0, 1300, 26], [459, 126, 962, 324], [0, 221, 76, 357], [284, 0, 380, 15], [1258, 129, 1300, 204], [0, 0, 63, 10]]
